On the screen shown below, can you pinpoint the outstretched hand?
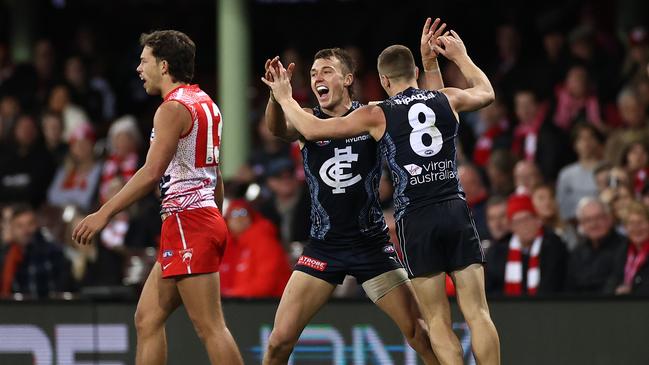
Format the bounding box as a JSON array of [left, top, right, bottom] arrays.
[[433, 30, 468, 63], [261, 60, 293, 103], [264, 56, 295, 83], [421, 17, 449, 65]]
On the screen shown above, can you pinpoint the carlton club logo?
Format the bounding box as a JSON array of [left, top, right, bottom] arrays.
[[319, 146, 362, 194]]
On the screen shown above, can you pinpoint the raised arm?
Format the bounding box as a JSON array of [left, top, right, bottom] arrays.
[[435, 30, 495, 112], [419, 17, 447, 91], [262, 63, 385, 141], [264, 57, 303, 141]]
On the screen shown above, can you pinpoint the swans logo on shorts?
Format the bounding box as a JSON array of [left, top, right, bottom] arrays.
[[383, 245, 395, 254], [180, 248, 193, 264], [163, 250, 173, 258]]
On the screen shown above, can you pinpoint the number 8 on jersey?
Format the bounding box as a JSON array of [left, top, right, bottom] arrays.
[[408, 103, 442, 157]]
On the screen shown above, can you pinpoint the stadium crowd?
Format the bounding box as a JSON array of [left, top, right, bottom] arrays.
[[1, 4, 648, 300]]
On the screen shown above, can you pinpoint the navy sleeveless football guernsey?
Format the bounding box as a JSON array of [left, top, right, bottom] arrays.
[[378, 88, 465, 221], [301, 101, 388, 244]]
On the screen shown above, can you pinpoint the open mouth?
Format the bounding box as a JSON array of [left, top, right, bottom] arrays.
[[316, 85, 330, 98]]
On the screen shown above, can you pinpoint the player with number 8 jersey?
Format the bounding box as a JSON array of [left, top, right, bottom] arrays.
[[265, 32, 501, 365]]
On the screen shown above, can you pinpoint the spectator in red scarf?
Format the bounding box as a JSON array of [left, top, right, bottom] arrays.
[[220, 199, 291, 298], [47, 123, 101, 212], [607, 201, 649, 295], [472, 98, 510, 168], [553, 64, 605, 132], [512, 89, 572, 181], [99, 115, 141, 204], [485, 194, 567, 296]]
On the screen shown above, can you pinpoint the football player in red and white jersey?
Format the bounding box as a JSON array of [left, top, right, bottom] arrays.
[[73, 30, 243, 365]]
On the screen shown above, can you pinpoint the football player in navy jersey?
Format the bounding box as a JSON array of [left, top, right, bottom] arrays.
[[261, 18, 447, 365], [264, 31, 500, 365]]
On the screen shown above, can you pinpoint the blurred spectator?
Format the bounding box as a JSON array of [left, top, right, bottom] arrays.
[[513, 160, 543, 195], [3, 39, 57, 110], [345, 46, 384, 103], [610, 185, 634, 232], [566, 197, 625, 294], [606, 201, 649, 296], [556, 123, 603, 220], [485, 194, 567, 296], [532, 185, 578, 251], [100, 115, 141, 203], [458, 164, 490, 239], [485, 195, 510, 246], [486, 149, 516, 196], [621, 26, 649, 85], [41, 111, 68, 167], [0, 114, 55, 206], [604, 88, 649, 164], [472, 98, 510, 168], [64, 55, 104, 124], [47, 124, 101, 212], [0, 42, 14, 86], [489, 24, 526, 109], [0, 204, 70, 298], [244, 114, 292, 183], [0, 95, 20, 142], [282, 48, 311, 105], [47, 84, 90, 141], [258, 158, 310, 249], [619, 141, 649, 197], [62, 210, 124, 289], [593, 161, 613, 194], [553, 64, 605, 132], [220, 199, 291, 298], [512, 89, 572, 181]]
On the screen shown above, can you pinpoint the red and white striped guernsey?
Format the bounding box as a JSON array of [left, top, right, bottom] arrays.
[[151, 84, 223, 217]]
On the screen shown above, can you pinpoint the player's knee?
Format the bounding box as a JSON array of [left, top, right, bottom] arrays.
[[189, 317, 225, 343], [134, 307, 163, 336], [266, 328, 299, 357], [463, 306, 492, 326], [404, 319, 429, 348]]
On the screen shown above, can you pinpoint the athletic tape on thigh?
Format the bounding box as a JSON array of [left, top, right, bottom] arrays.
[[361, 268, 409, 303]]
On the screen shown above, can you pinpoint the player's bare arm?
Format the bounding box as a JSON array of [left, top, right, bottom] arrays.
[[72, 101, 189, 245], [263, 64, 385, 141], [434, 30, 495, 113], [264, 56, 307, 141], [420, 17, 448, 91]]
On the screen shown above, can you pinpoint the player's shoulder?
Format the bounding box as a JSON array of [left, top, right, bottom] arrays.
[[156, 99, 192, 122]]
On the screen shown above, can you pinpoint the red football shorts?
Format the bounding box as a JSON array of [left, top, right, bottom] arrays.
[[158, 207, 227, 278]]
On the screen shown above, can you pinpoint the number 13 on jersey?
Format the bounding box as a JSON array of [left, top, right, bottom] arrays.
[[197, 102, 223, 167]]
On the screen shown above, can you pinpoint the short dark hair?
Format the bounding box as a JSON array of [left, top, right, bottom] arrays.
[[570, 122, 605, 146], [10, 203, 34, 221], [313, 48, 355, 98], [377, 45, 416, 81], [139, 30, 195, 83]]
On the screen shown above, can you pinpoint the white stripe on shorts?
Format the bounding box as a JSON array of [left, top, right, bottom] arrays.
[[176, 214, 191, 274]]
